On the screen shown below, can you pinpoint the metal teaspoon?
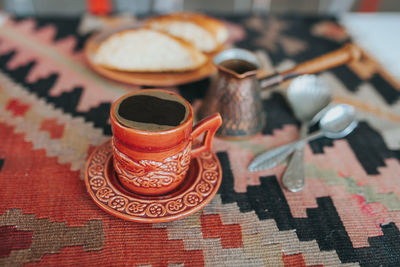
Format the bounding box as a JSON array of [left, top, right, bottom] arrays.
[[248, 104, 358, 172], [282, 75, 332, 192]]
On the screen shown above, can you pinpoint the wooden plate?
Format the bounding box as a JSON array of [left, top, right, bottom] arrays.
[[84, 25, 217, 87]]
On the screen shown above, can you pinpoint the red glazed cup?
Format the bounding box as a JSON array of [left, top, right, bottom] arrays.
[[110, 89, 222, 196]]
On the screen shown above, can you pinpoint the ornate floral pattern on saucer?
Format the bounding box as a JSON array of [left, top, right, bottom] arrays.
[[84, 140, 222, 223]]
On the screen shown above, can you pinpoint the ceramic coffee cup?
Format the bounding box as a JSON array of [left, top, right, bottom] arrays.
[[110, 89, 222, 196]]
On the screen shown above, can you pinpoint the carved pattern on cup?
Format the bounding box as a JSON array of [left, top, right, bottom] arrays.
[[113, 141, 191, 188]]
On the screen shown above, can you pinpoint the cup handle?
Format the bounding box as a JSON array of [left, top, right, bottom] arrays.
[[191, 113, 222, 158]]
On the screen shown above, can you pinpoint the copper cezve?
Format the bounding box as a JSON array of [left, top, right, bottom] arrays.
[[198, 43, 361, 139]]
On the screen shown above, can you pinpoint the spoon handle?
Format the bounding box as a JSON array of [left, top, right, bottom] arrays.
[[282, 144, 305, 192], [282, 123, 308, 192], [248, 130, 323, 172], [248, 143, 297, 172]]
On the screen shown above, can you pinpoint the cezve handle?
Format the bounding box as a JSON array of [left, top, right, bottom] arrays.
[[259, 43, 362, 89], [191, 113, 222, 158]]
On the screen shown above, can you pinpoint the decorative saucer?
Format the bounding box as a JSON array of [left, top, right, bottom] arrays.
[[84, 140, 222, 223]]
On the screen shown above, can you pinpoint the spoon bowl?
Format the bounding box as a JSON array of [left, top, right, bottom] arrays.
[[287, 74, 332, 123], [320, 104, 358, 139]]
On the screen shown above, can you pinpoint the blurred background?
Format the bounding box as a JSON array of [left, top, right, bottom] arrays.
[[1, 0, 399, 16], [1, 0, 399, 80]]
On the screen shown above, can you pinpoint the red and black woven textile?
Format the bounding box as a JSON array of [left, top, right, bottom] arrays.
[[0, 14, 399, 266]]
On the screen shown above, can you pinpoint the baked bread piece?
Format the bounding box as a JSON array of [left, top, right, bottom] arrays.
[[146, 13, 228, 53], [93, 28, 206, 72]]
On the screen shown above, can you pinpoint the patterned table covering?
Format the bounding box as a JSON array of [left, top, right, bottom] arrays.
[[0, 14, 399, 267]]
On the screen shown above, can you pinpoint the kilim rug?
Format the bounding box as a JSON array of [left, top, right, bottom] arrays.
[[0, 13, 399, 266]]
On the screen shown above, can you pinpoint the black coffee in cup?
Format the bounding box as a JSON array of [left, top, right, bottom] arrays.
[[115, 91, 189, 131]]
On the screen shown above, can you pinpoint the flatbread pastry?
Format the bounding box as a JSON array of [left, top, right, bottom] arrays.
[[93, 28, 207, 72], [146, 13, 228, 53]]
